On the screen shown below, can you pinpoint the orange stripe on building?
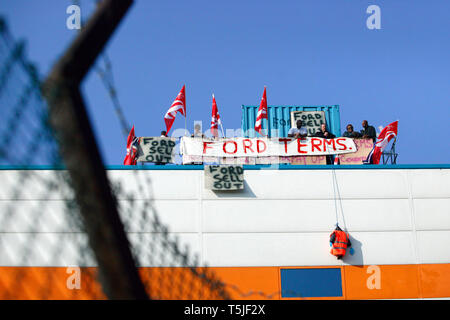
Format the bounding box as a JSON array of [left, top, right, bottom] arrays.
[[0, 264, 449, 300]]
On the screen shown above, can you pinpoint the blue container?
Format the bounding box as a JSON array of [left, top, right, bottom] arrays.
[[241, 105, 341, 138]]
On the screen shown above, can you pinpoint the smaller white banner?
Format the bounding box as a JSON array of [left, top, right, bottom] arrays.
[[137, 137, 177, 163], [204, 165, 244, 190]]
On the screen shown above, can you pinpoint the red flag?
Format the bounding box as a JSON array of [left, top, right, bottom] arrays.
[[164, 85, 186, 134], [210, 94, 222, 137], [254, 86, 268, 136], [123, 125, 139, 165], [365, 121, 398, 164]]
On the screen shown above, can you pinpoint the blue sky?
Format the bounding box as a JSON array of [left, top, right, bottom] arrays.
[[1, 0, 449, 164]]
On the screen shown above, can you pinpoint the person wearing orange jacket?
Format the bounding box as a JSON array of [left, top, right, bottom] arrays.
[[329, 225, 351, 259]]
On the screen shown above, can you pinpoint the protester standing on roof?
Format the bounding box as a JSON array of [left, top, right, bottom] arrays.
[[288, 119, 308, 139], [155, 131, 169, 165], [314, 123, 335, 165], [191, 124, 205, 138], [360, 120, 377, 142], [314, 123, 335, 139], [187, 124, 204, 165], [342, 124, 361, 138]]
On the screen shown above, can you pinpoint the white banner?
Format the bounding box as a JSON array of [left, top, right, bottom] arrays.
[[180, 137, 357, 157]]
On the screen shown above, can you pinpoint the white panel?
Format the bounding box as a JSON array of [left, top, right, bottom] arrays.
[[128, 233, 201, 267], [203, 231, 416, 267], [0, 231, 201, 267], [326, 170, 409, 199], [414, 199, 450, 230], [202, 170, 329, 199], [0, 233, 94, 266], [108, 170, 199, 200], [417, 231, 450, 264], [339, 199, 412, 231], [0, 201, 83, 232], [202, 169, 409, 200], [409, 169, 450, 198], [0, 200, 200, 233], [118, 200, 199, 233], [0, 170, 74, 200], [2, 168, 449, 267], [343, 231, 416, 266], [202, 199, 411, 232], [203, 233, 335, 267], [203, 200, 336, 232]]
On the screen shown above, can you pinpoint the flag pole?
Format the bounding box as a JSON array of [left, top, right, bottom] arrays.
[[184, 85, 187, 136], [220, 122, 225, 138]]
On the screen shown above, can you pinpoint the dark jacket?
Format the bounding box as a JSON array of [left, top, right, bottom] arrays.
[[343, 131, 361, 138], [361, 125, 376, 142], [314, 130, 335, 165], [314, 130, 335, 139]]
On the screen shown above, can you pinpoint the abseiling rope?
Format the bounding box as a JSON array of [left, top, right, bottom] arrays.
[[327, 146, 347, 231]]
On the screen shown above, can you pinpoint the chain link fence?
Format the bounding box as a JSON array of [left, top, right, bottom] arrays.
[[0, 15, 100, 299], [0, 14, 232, 300]]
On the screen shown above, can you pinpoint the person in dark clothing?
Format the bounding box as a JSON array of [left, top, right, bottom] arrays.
[[360, 120, 376, 142], [155, 131, 168, 165], [314, 123, 335, 139], [342, 124, 361, 138], [314, 123, 335, 164]]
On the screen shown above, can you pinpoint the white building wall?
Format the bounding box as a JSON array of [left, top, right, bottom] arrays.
[[0, 168, 449, 267]]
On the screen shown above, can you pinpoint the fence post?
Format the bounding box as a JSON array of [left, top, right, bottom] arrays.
[[42, 0, 148, 300]]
